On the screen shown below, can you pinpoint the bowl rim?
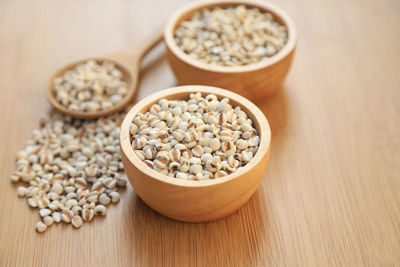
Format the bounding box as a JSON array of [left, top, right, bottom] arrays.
[[46, 58, 137, 119], [164, 0, 297, 73], [120, 85, 271, 188]]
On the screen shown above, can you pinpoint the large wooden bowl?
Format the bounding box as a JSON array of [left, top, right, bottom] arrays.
[[164, 0, 297, 102], [120, 85, 271, 222]]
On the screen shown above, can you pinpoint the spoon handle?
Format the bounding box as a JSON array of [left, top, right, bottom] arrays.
[[105, 26, 164, 73], [135, 26, 165, 62]]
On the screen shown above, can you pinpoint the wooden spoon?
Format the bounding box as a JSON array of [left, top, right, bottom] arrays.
[[46, 28, 164, 119]]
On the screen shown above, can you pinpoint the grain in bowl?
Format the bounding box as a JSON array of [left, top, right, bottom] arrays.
[[174, 4, 288, 66], [130, 92, 260, 181]]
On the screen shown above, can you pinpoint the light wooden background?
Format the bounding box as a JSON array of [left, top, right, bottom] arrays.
[[1, 0, 399, 266]]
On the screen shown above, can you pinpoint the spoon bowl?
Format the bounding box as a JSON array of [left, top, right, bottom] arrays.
[[46, 57, 136, 119], [46, 29, 163, 119]]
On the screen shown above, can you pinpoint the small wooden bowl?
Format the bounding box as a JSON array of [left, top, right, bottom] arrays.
[[164, 0, 297, 101], [120, 85, 271, 222]]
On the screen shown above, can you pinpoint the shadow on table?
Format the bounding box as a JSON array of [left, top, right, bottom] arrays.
[[257, 87, 289, 158], [258, 87, 289, 138], [123, 190, 271, 266]]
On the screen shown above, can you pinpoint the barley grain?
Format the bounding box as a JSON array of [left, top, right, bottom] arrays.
[[35, 221, 47, 233]]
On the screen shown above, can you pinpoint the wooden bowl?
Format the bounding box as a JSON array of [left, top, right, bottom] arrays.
[[164, 0, 297, 102], [120, 85, 271, 222]]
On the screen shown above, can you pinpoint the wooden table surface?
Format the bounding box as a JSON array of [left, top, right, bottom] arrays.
[[1, 0, 399, 266]]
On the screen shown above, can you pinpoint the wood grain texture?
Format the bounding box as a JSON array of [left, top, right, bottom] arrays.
[[0, 0, 399, 266]]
